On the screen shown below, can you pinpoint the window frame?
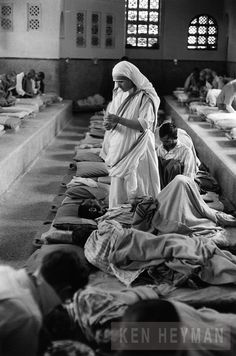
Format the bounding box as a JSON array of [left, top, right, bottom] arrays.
[[187, 13, 218, 51], [125, 0, 161, 49]]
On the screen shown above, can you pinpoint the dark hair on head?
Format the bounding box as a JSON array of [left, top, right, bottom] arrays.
[[29, 69, 36, 75], [40, 250, 89, 293], [38, 71, 45, 80], [6, 70, 16, 77], [78, 200, 90, 218], [123, 299, 180, 323], [78, 199, 103, 220], [120, 56, 130, 62], [159, 122, 177, 139], [118, 299, 181, 356]]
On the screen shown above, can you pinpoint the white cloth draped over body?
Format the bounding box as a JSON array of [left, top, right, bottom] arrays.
[[100, 61, 161, 208]]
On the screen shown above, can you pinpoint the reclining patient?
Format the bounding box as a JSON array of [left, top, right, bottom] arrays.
[[116, 299, 236, 356], [78, 175, 236, 236], [72, 274, 236, 355]]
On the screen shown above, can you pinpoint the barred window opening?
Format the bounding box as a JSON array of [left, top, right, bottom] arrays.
[[187, 14, 218, 50], [27, 3, 42, 31], [0, 3, 13, 31], [125, 0, 160, 49]]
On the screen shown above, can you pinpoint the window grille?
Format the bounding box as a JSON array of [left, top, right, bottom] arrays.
[[91, 12, 101, 47], [105, 14, 115, 48], [0, 3, 13, 31], [125, 0, 160, 48], [76, 11, 86, 47], [187, 14, 218, 50], [27, 3, 41, 31]]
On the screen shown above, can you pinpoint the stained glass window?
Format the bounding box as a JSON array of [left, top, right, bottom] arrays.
[[125, 0, 160, 48], [187, 15, 218, 50]]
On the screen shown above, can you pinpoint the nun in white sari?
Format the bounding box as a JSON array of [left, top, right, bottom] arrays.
[[100, 61, 161, 208]]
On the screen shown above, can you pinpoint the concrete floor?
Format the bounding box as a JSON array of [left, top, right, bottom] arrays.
[[0, 112, 90, 268]]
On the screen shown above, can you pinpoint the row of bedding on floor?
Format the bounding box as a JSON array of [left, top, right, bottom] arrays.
[[0, 92, 62, 133], [26, 108, 236, 355], [173, 83, 236, 140]]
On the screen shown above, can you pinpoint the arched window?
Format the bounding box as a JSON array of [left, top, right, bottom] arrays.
[[125, 0, 160, 49], [187, 14, 218, 50]]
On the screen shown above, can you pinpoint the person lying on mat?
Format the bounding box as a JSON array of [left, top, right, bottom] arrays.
[[116, 298, 236, 356], [77, 175, 236, 236]]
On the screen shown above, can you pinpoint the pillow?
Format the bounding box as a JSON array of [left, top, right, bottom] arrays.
[[75, 161, 108, 178], [52, 205, 97, 246], [73, 151, 104, 163], [53, 204, 97, 231], [215, 118, 236, 131], [66, 185, 109, 201]]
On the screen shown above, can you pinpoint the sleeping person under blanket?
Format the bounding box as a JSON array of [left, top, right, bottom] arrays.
[[78, 175, 236, 237]]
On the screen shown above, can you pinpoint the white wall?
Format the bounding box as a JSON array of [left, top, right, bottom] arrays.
[[60, 0, 125, 59], [0, 0, 61, 58]]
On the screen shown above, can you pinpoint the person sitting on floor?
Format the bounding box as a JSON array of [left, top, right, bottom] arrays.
[[0, 71, 17, 107], [0, 249, 89, 356], [13, 69, 37, 98], [156, 122, 198, 188], [216, 78, 236, 113], [184, 67, 201, 98], [155, 116, 201, 169], [35, 71, 45, 94]]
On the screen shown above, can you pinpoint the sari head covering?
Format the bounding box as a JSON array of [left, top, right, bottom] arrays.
[[112, 61, 160, 127]]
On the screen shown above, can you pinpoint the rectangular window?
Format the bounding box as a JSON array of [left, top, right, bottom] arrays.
[[76, 11, 86, 47], [27, 3, 42, 31], [105, 14, 115, 48], [125, 0, 160, 48], [91, 12, 101, 48], [0, 3, 13, 31]]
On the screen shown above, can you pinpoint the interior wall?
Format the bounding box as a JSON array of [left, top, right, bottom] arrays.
[[126, 0, 227, 61], [0, 0, 61, 58], [58, 58, 226, 102], [59, 0, 227, 101], [0, 0, 231, 101], [60, 0, 125, 59]]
